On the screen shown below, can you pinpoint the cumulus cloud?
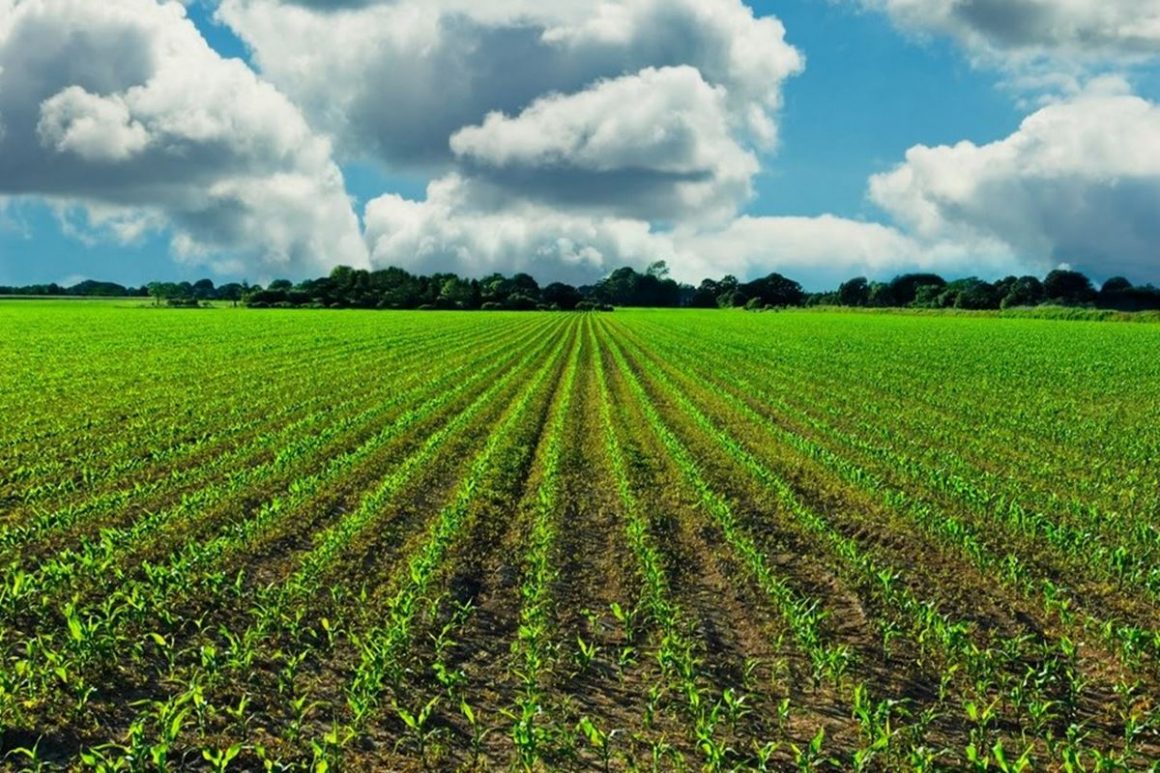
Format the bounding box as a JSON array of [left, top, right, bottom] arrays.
[[217, 0, 803, 167], [449, 66, 758, 222], [869, 80, 1160, 281], [670, 215, 1023, 287], [859, 0, 1160, 67], [217, 0, 813, 280], [363, 175, 674, 285], [0, 0, 367, 275], [9, 0, 1151, 288], [361, 175, 1027, 288], [37, 87, 151, 162]]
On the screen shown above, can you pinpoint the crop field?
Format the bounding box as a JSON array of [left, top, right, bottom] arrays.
[[1, 302, 1160, 771]]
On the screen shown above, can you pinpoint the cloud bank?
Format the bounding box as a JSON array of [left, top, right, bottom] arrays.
[[448, 66, 759, 224], [859, 0, 1160, 65], [218, 0, 828, 282], [2, 0, 1158, 286], [0, 0, 366, 275], [217, 0, 804, 166], [870, 79, 1160, 281], [362, 176, 1022, 288], [221, 0, 1159, 285]]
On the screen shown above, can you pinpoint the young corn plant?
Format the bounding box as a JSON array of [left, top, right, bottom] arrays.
[[459, 699, 494, 769], [791, 728, 832, 772], [577, 716, 621, 773], [201, 743, 243, 773], [851, 683, 905, 770], [393, 695, 444, 766]]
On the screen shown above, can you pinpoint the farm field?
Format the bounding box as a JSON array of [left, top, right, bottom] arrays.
[[1, 302, 1160, 771]]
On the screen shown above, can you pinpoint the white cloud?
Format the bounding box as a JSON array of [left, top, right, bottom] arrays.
[[37, 87, 150, 162], [669, 215, 1020, 287], [860, 0, 1160, 65], [220, 0, 1160, 287], [0, 0, 367, 275], [217, 0, 803, 169], [449, 66, 758, 223], [363, 175, 674, 285], [870, 82, 1160, 281], [215, 0, 836, 283], [362, 174, 1026, 288], [7, 0, 1152, 289]]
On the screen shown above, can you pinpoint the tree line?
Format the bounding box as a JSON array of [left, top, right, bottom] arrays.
[[0, 279, 247, 305], [4, 264, 1159, 313], [237, 264, 1160, 313], [818, 271, 1160, 313]]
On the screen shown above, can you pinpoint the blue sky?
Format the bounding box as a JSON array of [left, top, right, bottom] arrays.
[[748, 0, 1021, 219], [1, 0, 1157, 289]]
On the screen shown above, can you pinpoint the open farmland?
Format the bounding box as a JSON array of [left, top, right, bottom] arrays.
[[2, 302, 1160, 771]]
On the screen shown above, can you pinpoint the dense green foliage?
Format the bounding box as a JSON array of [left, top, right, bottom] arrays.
[[0, 280, 151, 298], [238, 265, 1160, 312], [6, 263, 1159, 312], [2, 301, 1159, 769], [822, 270, 1160, 312]]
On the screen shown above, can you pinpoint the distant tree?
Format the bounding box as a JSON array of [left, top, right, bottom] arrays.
[[867, 282, 895, 307], [541, 282, 583, 310], [1099, 277, 1160, 311], [722, 289, 749, 308], [837, 277, 870, 307], [247, 288, 289, 306], [991, 275, 1017, 307], [912, 284, 944, 308], [947, 278, 999, 310], [688, 279, 721, 308], [505, 293, 539, 311], [643, 273, 682, 307], [330, 266, 353, 282], [192, 278, 216, 299], [889, 273, 946, 307], [742, 272, 805, 307], [1043, 269, 1096, 305], [1132, 285, 1160, 311], [70, 279, 130, 297], [147, 281, 179, 306], [1000, 276, 1045, 309], [806, 291, 839, 306], [1099, 276, 1133, 309], [215, 283, 244, 305], [593, 267, 640, 306], [1102, 276, 1133, 294], [372, 267, 420, 309], [510, 272, 540, 294], [22, 259, 1160, 317], [439, 276, 475, 309], [479, 272, 508, 304], [647, 260, 671, 280], [715, 275, 740, 308]]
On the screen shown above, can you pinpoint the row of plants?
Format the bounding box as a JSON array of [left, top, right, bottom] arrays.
[[5, 307, 1158, 768], [607, 315, 1160, 768]]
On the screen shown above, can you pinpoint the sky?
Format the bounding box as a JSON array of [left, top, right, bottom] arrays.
[[0, 0, 1158, 290]]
